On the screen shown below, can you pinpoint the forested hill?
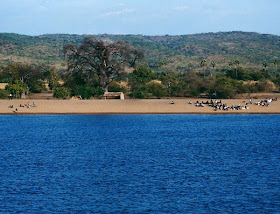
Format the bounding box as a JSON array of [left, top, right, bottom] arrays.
[[0, 31, 280, 71]]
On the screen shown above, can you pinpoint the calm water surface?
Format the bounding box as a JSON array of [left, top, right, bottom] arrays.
[[0, 114, 279, 213]]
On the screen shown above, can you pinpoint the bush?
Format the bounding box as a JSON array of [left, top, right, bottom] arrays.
[[5, 80, 27, 98], [170, 84, 186, 97], [148, 83, 167, 98], [208, 77, 237, 98], [272, 77, 280, 88], [0, 89, 8, 99], [236, 83, 250, 94], [53, 87, 70, 99], [131, 66, 154, 84], [189, 89, 201, 97], [92, 87, 105, 98], [71, 85, 104, 99], [130, 85, 149, 98], [108, 81, 126, 93], [257, 80, 275, 92], [30, 82, 46, 93]]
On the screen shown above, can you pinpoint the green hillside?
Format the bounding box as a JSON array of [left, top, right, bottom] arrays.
[[0, 31, 280, 71]]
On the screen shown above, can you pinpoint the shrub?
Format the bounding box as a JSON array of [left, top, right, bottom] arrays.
[[131, 66, 154, 84], [170, 84, 186, 97], [108, 81, 126, 93], [208, 77, 237, 98], [53, 87, 70, 99], [130, 85, 149, 98], [30, 82, 46, 93], [272, 77, 280, 88], [71, 85, 104, 99], [189, 89, 201, 97], [148, 83, 167, 98], [0, 89, 8, 99], [5, 80, 27, 98]]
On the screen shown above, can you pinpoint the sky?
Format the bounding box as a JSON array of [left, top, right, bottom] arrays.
[[0, 0, 279, 36]]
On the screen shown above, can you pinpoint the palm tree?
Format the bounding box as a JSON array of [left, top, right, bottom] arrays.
[[263, 62, 268, 73], [233, 60, 240, 79], [274, 59, 279, 76], [200, 59, 207, 78], [211, 61, 216, 77]]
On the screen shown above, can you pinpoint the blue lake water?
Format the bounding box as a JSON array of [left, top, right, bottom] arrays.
[[0, 114, 279, 213]]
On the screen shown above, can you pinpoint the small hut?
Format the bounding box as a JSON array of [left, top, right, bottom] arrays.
[[103, 92, 125, 100]]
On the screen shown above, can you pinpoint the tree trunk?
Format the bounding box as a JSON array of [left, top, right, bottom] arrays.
[[104, 84, 109, 92], [203, 68, 205, 78]]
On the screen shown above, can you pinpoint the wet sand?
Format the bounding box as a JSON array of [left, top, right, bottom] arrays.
[[0, 98, 279, 114]]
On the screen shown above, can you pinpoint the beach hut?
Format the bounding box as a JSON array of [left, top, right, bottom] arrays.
[[103, 92, 125, 100]]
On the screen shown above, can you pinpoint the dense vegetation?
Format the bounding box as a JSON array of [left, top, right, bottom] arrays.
[[1, 61, 279, 100], [1, 31, 280, 71], [0, 32, 279, 99]]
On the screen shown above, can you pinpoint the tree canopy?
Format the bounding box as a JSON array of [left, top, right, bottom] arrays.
[[63, 37, 144, 91]]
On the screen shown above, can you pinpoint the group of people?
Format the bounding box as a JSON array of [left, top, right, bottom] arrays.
[[214, 104, 249, 111], [192, 99, 250, 111], [19, 102, 37, 108], [193, 100, 222, 108], [9, 102, 37, 113], [191, 97, 279, 111], [255, 97, 278, 107]]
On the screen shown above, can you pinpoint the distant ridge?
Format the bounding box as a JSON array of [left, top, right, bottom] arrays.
[[0, 31, 280, 71]]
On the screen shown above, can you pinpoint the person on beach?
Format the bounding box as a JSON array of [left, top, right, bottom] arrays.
[[8, 94, 13, 100]]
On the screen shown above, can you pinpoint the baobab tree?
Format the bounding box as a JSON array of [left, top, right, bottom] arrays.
[[64, 37, 144, 91]]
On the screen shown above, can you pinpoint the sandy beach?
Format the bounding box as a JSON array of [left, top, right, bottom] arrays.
[[0, 98, 279, 114]]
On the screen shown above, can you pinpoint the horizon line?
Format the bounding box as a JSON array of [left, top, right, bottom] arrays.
[[1, 30, 279, 37]]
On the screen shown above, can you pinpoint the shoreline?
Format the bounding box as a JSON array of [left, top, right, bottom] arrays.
[[1, 98, 279, 115], [1, 113, 280, 115]]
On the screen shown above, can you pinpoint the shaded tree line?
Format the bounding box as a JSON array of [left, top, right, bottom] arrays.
[[1, 36, 280, 100], [0, 62, 59, 98]]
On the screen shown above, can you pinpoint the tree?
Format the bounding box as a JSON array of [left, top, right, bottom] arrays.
[[228, 61, 233, 69], [3, 62, 44, 94], [230, 60, 240, 79], [64, 37, 144, 92], [5, 80, 27, 98], [42, 65, 59, 91], [274, 59, 279, 76], [131, 66, 153, 84], [53, 87, 70, 99], [108, 81, 126, 93], [211, 61, 216, 77], [0, 89, 8, 99], [263, 62, 268, 73], [210, 77, 237, 98], [148, 82, 167, 98], [200, 59, 207, 78], [71, 85, 104, 99]]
